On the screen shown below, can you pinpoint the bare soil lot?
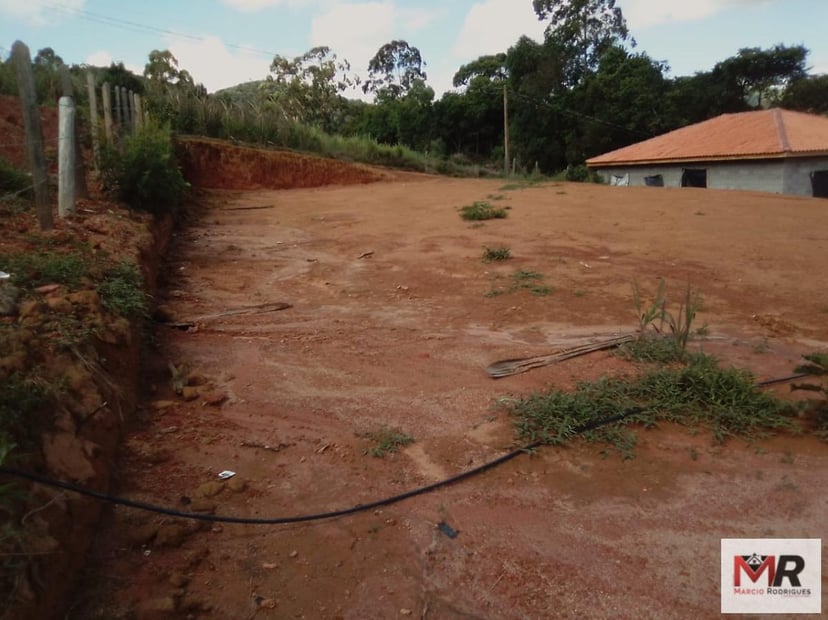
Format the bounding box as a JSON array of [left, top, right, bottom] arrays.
[[72, 176, 828, 619]]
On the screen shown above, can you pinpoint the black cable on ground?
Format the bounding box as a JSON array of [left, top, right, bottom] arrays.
[[0, 408, 641, 526]]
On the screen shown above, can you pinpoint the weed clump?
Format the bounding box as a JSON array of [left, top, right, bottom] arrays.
[[97, 261, 147, 319], [363, 427, 414, 458], [460, 201, 507, 221], [482, 246, 511, 262], [0, 251, 89, 289], [508, 353, 794, 459]]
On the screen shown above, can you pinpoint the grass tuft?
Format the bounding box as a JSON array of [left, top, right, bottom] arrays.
[[97, 261, 148, 319], [482, 246, 511, 263], [362, 427, 414, 458], [460, 201, 508, 221]]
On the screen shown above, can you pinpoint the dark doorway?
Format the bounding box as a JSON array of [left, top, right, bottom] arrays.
[[681, 169, 707, 188], [811, 170, 828, 198], [644, 174, 664, 187]]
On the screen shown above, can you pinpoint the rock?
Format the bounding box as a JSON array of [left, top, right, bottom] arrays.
[[126, 524, 160, 547], [194, 481, 224, 498], [0, 284, 21, 316], [400, 609, 413, 616], [45, 295, 72, 314], [67, 289, 101, 313], [151, 400, 176, 411], [42, 433, 97, 483], [34, 284, 61, 294], [155, 524, 191, 548], [180, 386, 200, 401], [18, 300, 40, 319], [136, 596, 178, 620], [201, 391, 227, 407], [168, 572, 190, 588], [289, 550, 298, 558], [186, 372, 209, 387], [227, 477, 247, 493]]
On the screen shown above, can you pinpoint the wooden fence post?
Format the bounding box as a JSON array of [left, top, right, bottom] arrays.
[[58, 96, 76, 217], [114, 85, 122, 130], [133, 93, 143, 129], [11, 40, 52, 231], [102, 82, 113, 144], [121, 87, 130, 130], [86, 72, 100, 170]]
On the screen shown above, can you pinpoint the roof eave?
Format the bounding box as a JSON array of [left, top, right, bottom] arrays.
[[586, 150, 828, 168]]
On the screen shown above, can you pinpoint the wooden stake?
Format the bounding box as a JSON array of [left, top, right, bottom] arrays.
[[503, 84, 510, 177], [86, 72, 100, 169], [101, 82, 113, 144], [11, 41, 52, 230]]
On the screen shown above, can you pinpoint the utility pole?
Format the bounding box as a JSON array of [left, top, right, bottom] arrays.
[[503, 85, 510, 177]]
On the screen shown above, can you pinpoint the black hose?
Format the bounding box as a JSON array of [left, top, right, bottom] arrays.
[[0, 408, 640, 525]]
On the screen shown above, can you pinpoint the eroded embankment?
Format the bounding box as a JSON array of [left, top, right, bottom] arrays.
[[175, 137, 387, 191]]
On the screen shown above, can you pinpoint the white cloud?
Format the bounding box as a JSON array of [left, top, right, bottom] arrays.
[[0, 0, 86, 25], [168, 36, 273, 93], [221, 0, 313, 11], [623, 0, 777, 30], [85, 50, 113, 67], [453, 0, 544, 60]]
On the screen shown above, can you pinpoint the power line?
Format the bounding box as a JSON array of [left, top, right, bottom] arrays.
[[35, 1, 280, 59]]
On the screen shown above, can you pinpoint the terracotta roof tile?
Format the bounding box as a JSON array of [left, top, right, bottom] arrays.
[[586, 109, 828, 167]]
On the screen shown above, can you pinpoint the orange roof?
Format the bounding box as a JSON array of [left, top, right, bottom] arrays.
[[586, 108, 828, 167]]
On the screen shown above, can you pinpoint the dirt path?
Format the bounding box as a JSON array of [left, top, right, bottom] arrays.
[[71, 178, 828, 619]]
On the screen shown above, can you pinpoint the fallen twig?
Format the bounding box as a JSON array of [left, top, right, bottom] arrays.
[[241, 440, 292, 453], [221, 205, 275, 212], [486, 333, 636, 379]]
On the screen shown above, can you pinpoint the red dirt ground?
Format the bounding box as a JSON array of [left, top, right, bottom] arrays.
[[68, 162, 828, 618]]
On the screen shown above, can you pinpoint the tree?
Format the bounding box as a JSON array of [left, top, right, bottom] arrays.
[[532, 0, 633, 81], [453, 53, 508, 89], [266, 46, 357, 130], [98, 62, 144, 94], [363, 40, 426, 101], [144, 49, 193, 86], [782, 75, 828, 115], [33, 47, 64, 102], [713, 45, 808, 107]]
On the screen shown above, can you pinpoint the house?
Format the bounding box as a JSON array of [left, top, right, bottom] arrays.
[[585, 108, 828, 197]]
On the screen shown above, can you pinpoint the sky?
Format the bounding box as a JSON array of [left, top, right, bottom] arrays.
[[0, 0, 826, 99]]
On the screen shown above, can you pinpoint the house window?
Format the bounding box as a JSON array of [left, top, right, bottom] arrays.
[[644, 174, 664, 187], [811, 170, 828, 198], [681, 169, 707, 188]]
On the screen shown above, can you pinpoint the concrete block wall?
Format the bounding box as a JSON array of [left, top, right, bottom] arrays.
[[593, 157, 828, 197]]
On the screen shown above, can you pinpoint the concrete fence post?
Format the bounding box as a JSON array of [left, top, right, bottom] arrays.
[[58, 96, 76, 217]]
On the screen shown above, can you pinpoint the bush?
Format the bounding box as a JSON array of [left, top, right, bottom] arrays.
[[460, 201, 508, 221], [97, 261, 147, 319], [100, 121, 188, 214], [0, 157, 30, 198], [565, 164, 603, 183]]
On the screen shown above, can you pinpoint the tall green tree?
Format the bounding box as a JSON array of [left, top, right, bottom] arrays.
[[782, 75, 828, 114], [363, 40, 427, 101], [532, 0, 633, 81], [266, 46, 357, 130], [713, 44, 808, 107], [144, 49, 194, 86]]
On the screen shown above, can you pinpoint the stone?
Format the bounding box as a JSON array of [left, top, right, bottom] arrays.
[[227, 477, 247, 493], [151, 400, 176, 411], [180, 386, 200, 401], [201, 391, 227, 407], [194, 481, 224, 499], [0, 284, 21, 315], [155, 524, 190, 548], [188, 499, 217, 513], [126, 524, 160, 547], [168, 572, 190, 588], [34, 283, 61, 294]]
